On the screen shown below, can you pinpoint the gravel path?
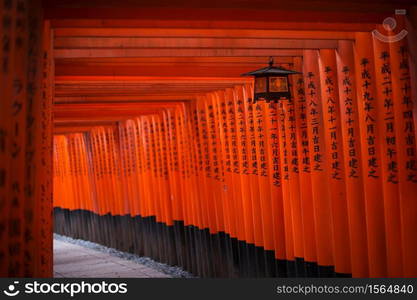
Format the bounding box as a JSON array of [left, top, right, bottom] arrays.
[[54, 234, 195, 278]]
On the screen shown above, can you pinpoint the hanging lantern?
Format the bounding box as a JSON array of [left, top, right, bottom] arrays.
[[242, 57, 301, 103]]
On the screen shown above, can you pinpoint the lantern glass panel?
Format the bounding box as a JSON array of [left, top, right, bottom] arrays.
[[254, 77, 267, 93], [269, 76, 288, 92]]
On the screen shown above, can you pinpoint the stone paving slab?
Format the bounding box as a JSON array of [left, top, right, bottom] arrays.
[[54, 239, 172, 278]]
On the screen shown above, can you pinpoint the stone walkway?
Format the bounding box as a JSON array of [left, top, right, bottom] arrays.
[[54, 239, 172, 278]]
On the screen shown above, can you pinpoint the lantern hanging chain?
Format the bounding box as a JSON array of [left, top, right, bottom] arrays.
[[269, 56, 274, 67]]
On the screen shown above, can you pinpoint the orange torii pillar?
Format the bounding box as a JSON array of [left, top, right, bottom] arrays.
[[0, 0, 52, 277]]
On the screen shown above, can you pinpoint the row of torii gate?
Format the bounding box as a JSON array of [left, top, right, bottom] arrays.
[[0, 0, 417, 278]]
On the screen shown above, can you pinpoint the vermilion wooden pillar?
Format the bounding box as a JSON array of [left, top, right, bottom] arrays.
[[354, 32, 388, 278], [372, 30, 403, 278], [336, 40, 369, 277], [292, 57, 317, 272], [0, 0, 52, 277], [302, 50, 335, 273], [388, 20, 417, 278], [37, 16, 54, 278], [318, 49, 351, 275]]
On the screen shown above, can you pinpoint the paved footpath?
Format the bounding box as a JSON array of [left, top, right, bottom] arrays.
[[54, 239, 172, 278]]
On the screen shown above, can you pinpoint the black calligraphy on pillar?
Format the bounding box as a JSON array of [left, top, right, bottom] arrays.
[[143, 121, 152, 176], [25, 1, 40, 275], [323, 66, 341, 180], [341, 66, 360, 179], [306, 72, 323, 171], [170, 114, 179, 174], [158, 119, 168, 180], [236, 99, 249, 175], [220, 100, 231, 174], [127, 124, 137, 175], [227, 100, 239, 175], [192, 109, 202, 173], [296, 78, 310, 174], [208, 104, 220, 181], [255, 104, 267, 177], [199, 107, 210, 178], [9, 0, 25, 277], [360, 58, 379, 179], [134, 122, 144, 175], [248, 104, 258, 176], [379, 52, 398, 184], [278, 105, 289, 180], [267, 103, 281, 186], [0, 0, 14, 270], [287, 94, 299, 177], [181, 114, 193, 180], [155, 121, 164, 178], [397, 46, 417, 183]]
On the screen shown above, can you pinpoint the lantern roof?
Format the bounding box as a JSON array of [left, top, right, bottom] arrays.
[[241, 58, 301, 76]]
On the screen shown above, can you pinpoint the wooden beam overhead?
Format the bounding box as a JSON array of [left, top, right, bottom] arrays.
[[54, 37, 339, 49], [54, 75, 252, 82], [55, 84, 250, 95], [54, 56, 298, 77], [42, 0, 415, 12], [53, 77, 251, 101], [54, 120, 117, 126], [54, 121, 118, 134], [50, 19, 378, 32], [54, 48, 304, 58], [54, 28, 357, 39], [55, 89, 243, 97], [55, 56, 296, 64], [53, 101, 182, 120], [43, 7, 390, 24], [54, 126, 112, 134], [54, 102, 185, 111], [54, 63, 293, 77], [54, 95, 197, 104], [54, 115, 160, 122], [47, 0, 416, 132]]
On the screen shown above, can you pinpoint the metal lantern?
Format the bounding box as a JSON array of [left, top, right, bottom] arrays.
[[242, 57, 301, 103]]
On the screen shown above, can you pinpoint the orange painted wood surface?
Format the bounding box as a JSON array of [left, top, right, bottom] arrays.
[[1, 0, 416, 279], [0, 0, 52, 277], [52, 33, 417, 276]]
